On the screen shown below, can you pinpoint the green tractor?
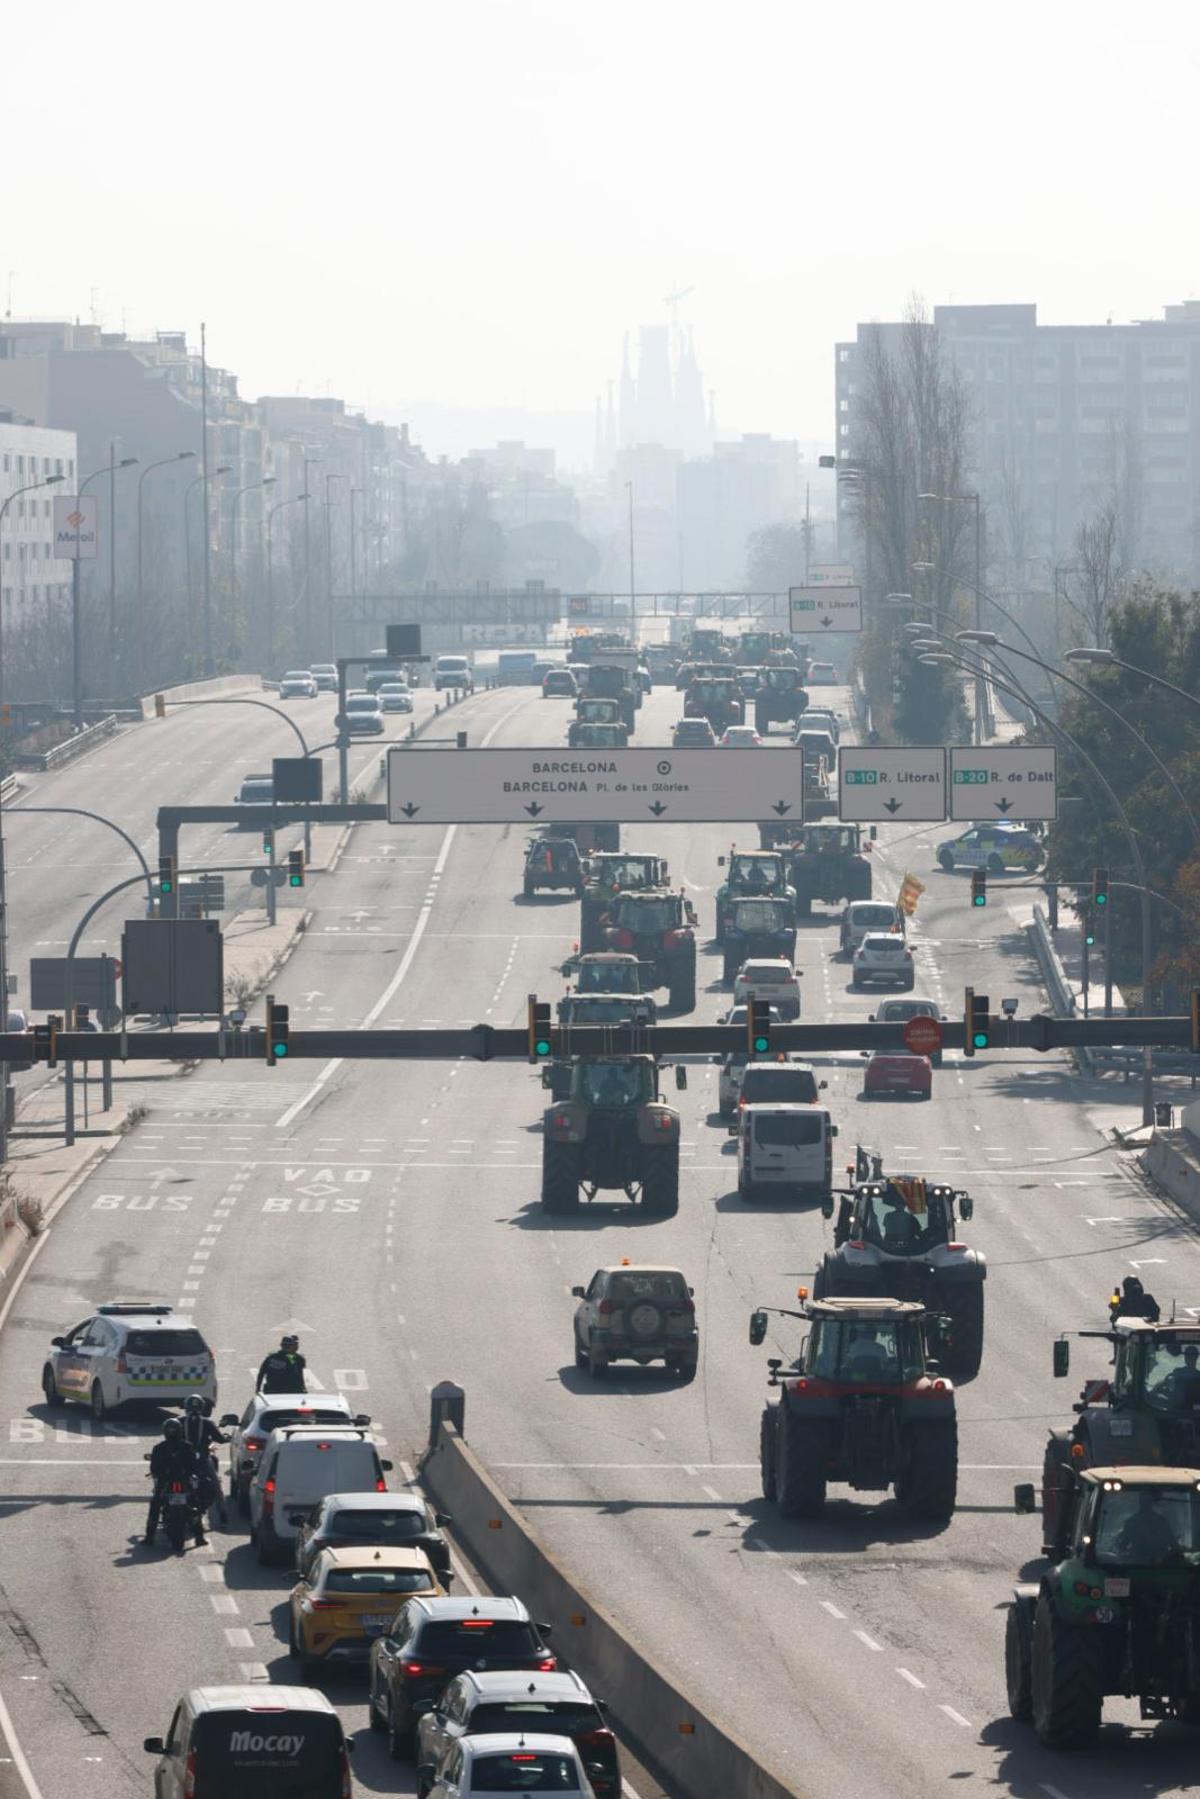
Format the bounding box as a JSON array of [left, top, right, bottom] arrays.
[[752, 1295, 958, 1522], [1007, 1466, 1200, 1746], [754, 665, 810, 737], [541, 1055, 684, 1217], [788, 824, 873, 916], [1040, 1317, 1200, 1556], [714, 849, 796, 942]]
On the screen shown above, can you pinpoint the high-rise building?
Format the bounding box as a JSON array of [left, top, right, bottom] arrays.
[[597, 321, 713, 470]]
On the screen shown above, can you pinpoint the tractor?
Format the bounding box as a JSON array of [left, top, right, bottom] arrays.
[[683, 676, 745, 735], [1007, 1466, 1200, 1747], [579, 661, 639, 730], [601, 890, 697, 1011], [754, 665, 810, 737], [721, 897, 797, 984], [544, 991, 658, 1101], [787, 824, 873, 915], [541, 1055, 683, 1217], [1040, 1317, 1200, 1556], [752, 1295, 958, 1521], [814, 1170, 985, 1378], [714, 850, 796, 943], [579, 853, 670, 952]]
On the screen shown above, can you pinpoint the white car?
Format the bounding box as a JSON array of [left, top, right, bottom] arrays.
[[720, 725, 762, 748], [839, 900, 905, 956], [41, 1301, 216, 1422], [425, 1733, 598, 1799], [342, 691, 385, 736], [219, 1390, 370, 1513], [310, 662, 338, 691], [733, 957, 801, 1020], [808, 660, 837, 685], [377, 682, 414, 714], [279, 670, 318, 699], [853, 931, 915, 989]]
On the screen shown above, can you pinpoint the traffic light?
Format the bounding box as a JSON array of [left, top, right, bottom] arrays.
[[1092, 867, 1109, 909], [527, 996, 552, 1063], [287, 849, 305, 888], [747, 998, 772, 1057], [265, 994, 290, 1066], [154, 692, 166, 719], [262, 827, 275, 858], [158, 854, 176, 897], [963, 987, 991, 1057], [74, 1004, 91, 1030], [970, 868, 987, 908], [1192, 988, 1200, 1054], [1083, 908, 1096, 948], [33, 1017, 59, 1069]]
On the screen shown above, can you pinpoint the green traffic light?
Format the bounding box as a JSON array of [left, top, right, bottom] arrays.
[[535, 1038, 551, 1057], [1095, 892, 1107, 906], [973, 1030, 989, 1048], [272, 1040, 289, 1057], [753, 1035, 769, 1054], [289, 875, 302, 888], [972, 893, 986, 907]]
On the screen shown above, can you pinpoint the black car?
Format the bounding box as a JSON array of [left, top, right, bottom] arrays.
[[671, 717, 716, 747], [368, 1597, 555, 1759], [293, 1491, 452, 1582], [542, 668, 577, 697], [523, 838, 584, 898]]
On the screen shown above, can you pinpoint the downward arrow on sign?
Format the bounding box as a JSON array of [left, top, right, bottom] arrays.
[[772, 801, 792, 816], [400, 803, 420, 818], [819, 616, 833, 628], [994, 796, 1014, 813], [883, 798, 902, 814], [648, 801, 667, 816], [525, 802, 544, 817]]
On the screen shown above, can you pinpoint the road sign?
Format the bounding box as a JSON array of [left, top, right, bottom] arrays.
[[386, 747, 806, 826], [948, 746, 1058, 822], [788, 585, 862, 635], [30, 955, 118, 1015], [121, 919, 224, 1018], [386, 623, 422, 659], [903, 1015, 943, 1057], [837, 747, 947, 822], [53, 495, 98, 560]]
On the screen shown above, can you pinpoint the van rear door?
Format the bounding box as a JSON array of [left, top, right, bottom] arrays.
[[192, 1708, 344, 1798]]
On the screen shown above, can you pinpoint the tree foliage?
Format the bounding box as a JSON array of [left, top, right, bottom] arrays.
[[746, 522, 811, 591]]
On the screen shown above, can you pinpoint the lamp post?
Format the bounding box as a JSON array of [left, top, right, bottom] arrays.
[[101, 450, 138, 664], [349, 486, 363, 607], [1064, 646, 1200, 720], [136, 451, 195, 691], [918, 490, 983, 740], [74, 462, 140, 728], [301, 455, 321, 655], [0, 474, 65, 712], [324, 471, 343, 659], [266, 492, 311, 670], [184, 466, 231, 612], [229, 475, 275, 662]]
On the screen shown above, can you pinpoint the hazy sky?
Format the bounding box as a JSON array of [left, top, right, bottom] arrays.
[[4, 1, 1199, 459]]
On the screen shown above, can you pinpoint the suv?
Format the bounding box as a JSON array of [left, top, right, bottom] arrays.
[[572, 1264, 698, 1381], [1007, 1467, 1200, 1747], [290, 1546, 442, 1674], [523, 837, 584, 898], [41, 1302, 215, 1423], [937, 822, 1044, 873], [144, 1685, 352, 1798], [733, 957, 801, 1019], [542, 667, 577, 698], [249, 1426, 392, 1565], [542, 1055, 682, 1216], [293, 1489, 452, 1583], [220, 1391, 369, 1514], [753, 1296, 957, 1521], [853, 931, 915, 989], [839, 900, 904, 955], [672, 717, 716, 748], [416, 1669, 619, 1799], [368, 1597, 555, 1759], [816, 1175, 984, 1377]]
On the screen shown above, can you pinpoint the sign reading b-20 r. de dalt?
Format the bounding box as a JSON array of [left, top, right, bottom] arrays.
[[948, 746, 1057, 822]]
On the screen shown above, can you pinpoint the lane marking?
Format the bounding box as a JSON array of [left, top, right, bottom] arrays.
[[896, 1667, 925, 1689], [819, 1601, 846, 1620], [853, 1630, 883, 1652], [939, 1704, 972, 1728]]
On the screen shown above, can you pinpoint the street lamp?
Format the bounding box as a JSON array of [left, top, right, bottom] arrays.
[[184, 466, 231, 614], [71, 461, 140, 729], [0, 474, 66, 711], [1064, 646, 1200, 719], [324, 471, 343, 659], [301, 455, 321, 653], [266, 492, 311, 670], [97, 451, 139, 661], [229, 476, 275, 661], [136, 451, 195, 690]]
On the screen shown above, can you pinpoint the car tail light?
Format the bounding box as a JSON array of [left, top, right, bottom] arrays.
[[264, 1477, 275, 1516], [537, 1656, 557, 1671], [598, 1299, 614, 1315], [169, 1480, 186, 1494], [403, 1661, 444, 1678], [847, 1239, 865, 1251], [184, 1748, 197, 1799], [947, 1243, 967, 1251], [114, 1353, 128, 1374], [376, 1476, 387, 1492], [244, 1436, 264, 1453]]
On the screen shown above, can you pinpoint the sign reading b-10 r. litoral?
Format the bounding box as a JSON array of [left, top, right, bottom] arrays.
[[386, 747, 806, 824]]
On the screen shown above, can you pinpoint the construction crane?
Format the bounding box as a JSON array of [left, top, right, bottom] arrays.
[[664, 285, 695, 329]]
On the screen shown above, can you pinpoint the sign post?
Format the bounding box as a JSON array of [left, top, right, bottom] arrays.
[[387, 746, 806, 826], [789, 585, 862, 635], [948, 746, 1058, 822]]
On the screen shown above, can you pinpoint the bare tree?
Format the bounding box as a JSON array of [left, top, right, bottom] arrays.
[[1066, 496, 1123, 645]]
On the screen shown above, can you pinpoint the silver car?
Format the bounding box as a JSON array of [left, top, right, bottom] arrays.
[[377, 682, 414, 714], [852, 931, 916, 990], [279, 669, 318, 699]]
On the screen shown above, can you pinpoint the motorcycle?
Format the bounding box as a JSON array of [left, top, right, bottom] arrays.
[[144, 1454, 202, 1554]]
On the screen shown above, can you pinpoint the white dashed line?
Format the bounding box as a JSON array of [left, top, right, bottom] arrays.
[[896, 1667, 925, 1689], [853, 1630, 883, 1652], [938, 1704, 971, 1728], [819, 1600, 846, 1620]]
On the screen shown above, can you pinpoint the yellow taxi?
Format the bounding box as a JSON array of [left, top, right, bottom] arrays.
[[288, 1545, 442, 1674]]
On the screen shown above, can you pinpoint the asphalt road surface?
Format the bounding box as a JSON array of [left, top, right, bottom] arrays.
[[0, 676, 1195, 1799]]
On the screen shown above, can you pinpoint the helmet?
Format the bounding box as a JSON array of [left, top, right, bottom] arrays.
[[162, 1417, 182, 1440], [185, 1393, 204, 1414]]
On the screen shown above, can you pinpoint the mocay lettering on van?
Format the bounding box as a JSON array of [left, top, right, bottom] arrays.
[[229, 1732, 304, 1755]]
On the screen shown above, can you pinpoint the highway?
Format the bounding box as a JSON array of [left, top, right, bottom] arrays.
[[1, 673, 1197, 1799]]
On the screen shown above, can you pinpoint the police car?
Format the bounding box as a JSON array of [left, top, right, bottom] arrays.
[[41, 1301, 216, 1422], [936, 822, 1044, 874]]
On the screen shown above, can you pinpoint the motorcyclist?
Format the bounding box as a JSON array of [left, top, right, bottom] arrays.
[[1109, 1275, 1161, 1324], [256, 1334, 307, 1394], [145, 1417, 205, 1548], [181, 1394, 229, 1528]]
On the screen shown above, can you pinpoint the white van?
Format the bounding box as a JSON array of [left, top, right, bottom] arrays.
[[434, 654, 472, 691], [737, 1104, 837, 1203], [249, 1426, 392, 1565]]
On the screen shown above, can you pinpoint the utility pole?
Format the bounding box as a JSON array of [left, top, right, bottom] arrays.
[[0, 783, 10, 1160], [805, 481, 812, 583], [108, 441, 117, 660], [626, 480, 636, 619], [200, 321, 213, 674]]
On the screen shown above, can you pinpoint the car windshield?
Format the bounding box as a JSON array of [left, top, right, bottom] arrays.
[[740, 964, 789, 983], [1093, 1484, 1200, 1566], [468, 1754, 580, 1792], [607, 1271, 688, 1303], [261, 1409, 348, 1433], [616, 898, 675, 932], [327, 1509, 424, 1539], [239, 781, 272, 802], [730, 900, 787, 932], [283, 671, 310, 681], [810, 1320, 924, 1384], [731, 856, 782, 887], [877, 1001, 937, 1021], [861, 935, 904, 954], [322, 1567, 433, 1594], [858, 1182, 947, 1251], [1142, 1338, 1200, 1412], [577, 961, 637, 993], [579, 1063, 647, 1107], [741, 1068, 817, 1104], [346, 696, 377, 711]]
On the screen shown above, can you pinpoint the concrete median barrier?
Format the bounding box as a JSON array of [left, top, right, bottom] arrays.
[[421, 1420, 805, 1799], [142, 673, 266, 716]]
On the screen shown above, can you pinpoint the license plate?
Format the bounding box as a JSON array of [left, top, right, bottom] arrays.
[[1105, 1577, 1131, 1598], [167, 1493, 188, 1507]]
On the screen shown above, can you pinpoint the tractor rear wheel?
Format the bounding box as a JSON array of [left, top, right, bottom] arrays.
[[754, 699, 769, 736], [943, 1285, 985, 1380], [776, 1404, 827, 1519], [1032, 1591, 1104, 1748], [668, 954, 696, 1012], [794, 892, 812, 918], [896, 1419, 958, 1521], [541, 1140, 581, 1215], [1005, 1603, 1034, 1722], [641, 1144, 679, 1218], [760, 1404, 779, 1502], [1042, 1431, 1076, 1556]]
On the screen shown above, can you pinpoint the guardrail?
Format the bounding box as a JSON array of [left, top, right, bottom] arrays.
[[1028, 903, 1094, 1073], [12, 714, 120, 774]]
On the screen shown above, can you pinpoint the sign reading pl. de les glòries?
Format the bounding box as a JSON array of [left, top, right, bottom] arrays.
[[387, 747, 807, 825]]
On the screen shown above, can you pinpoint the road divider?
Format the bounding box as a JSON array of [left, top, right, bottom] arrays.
[[421, 1416, 805, 1799]]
